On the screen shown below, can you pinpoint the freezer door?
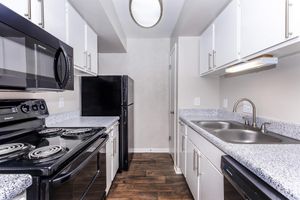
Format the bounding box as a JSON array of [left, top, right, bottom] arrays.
[[81, 76, 122, 116], [123, 76, 134, 106]]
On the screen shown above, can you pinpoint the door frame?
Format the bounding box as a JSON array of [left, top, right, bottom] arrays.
[[169, 43, 179, 171]]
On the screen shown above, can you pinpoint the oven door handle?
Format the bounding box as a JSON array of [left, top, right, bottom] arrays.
[[51, 137, 107, 186], [52, 151, 96, 185]]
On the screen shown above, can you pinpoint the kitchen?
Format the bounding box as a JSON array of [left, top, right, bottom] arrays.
[[0, 0, 300, 199]]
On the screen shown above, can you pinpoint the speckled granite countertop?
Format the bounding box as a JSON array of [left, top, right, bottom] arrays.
[[0, 174, 32, 200], [46, 111, 119, 129], [180, 109, 300, 200]]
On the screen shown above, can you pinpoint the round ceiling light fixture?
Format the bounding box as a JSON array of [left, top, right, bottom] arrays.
[[129, 0, 163, 28]]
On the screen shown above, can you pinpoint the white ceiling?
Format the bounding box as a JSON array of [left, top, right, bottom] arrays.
[[172, 0, 231, 36], [112, 0, 231, 38], [112, 0, 185, 38]]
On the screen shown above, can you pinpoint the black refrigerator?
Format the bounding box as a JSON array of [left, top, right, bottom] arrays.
[[81, 76, 134, 171]]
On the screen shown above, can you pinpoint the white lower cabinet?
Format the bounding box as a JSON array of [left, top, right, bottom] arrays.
[[179, 121, 187, 177], [184, 126, 225, 200], [106, 123, 119, 193], [112, 123, 119, 178], [186, 139, 200, 200], [200, 155, 224, 200]]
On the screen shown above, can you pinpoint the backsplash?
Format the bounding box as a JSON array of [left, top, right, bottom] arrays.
[[0, 77, 81, 114], [179, 109, 300, 141], [45, 111, 80, 126]]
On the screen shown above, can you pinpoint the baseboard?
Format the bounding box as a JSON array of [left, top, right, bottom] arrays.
[[130, 148, 170, 153], [174, 166, 182, 174]]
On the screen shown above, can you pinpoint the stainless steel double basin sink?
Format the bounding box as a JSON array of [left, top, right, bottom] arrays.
[[191, 120, 300, 144]]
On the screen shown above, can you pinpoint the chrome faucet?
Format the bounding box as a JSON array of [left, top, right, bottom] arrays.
[[233, 98, 257, 128]]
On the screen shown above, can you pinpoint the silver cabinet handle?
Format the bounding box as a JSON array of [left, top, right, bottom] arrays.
[[208, 53, 212, 70], [84, 51, 88, 69], [182, 136, 185, 151], [197, 153, 201, 177], [112, 139, 114, 156], [193, 149, 197, 171], [285, 0, 292, 38], [38, 0, 45, 28], [212, 50, 216, 68], [112, 138, 115, 156], [88, 53, 92, 70], [114, 138, 117, 155], [24, 0, 32, 19]]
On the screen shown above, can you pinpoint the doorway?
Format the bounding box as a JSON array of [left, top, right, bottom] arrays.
[[169, 43, 177, 165]]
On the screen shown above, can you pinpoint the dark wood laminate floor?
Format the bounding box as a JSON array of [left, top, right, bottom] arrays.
[[107, 153, 193, 200]]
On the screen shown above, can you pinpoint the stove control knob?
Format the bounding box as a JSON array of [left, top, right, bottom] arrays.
[[40, 104, 46, 110], [32, 104, 39, 111], [20, 105, 30, 113]]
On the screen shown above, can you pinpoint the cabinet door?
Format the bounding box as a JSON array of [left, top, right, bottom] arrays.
[[106, 137, 113, 192], [214, 0, 239, 67], [240, 0, 286, 58], [86, 25, 98, 75], [0, 0, 29, 19], [200, 155, 224, 200], [179, 122, 186, 176], [43, 0, 66, 41], [289, 0, 300, 38], [66, 3, 86, 69], [112, 125, 119, 178], [186, 139, 200, 200], [199, 24, 214, 74]]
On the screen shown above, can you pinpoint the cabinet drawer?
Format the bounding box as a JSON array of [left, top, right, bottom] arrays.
[[187, 126, 225, 172]]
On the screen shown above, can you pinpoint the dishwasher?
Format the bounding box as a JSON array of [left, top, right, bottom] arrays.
[[221, 156, 288, 200]]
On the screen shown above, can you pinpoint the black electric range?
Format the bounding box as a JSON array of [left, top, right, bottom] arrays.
[[0, 99, 108, 200]]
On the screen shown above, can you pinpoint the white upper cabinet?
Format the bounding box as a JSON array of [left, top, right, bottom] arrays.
[[214, 0, 239, 67], [0, 0, 29, 19], [85, 25, 98, 75], [240, 0, 299, 58], [66, 3, 86, 69], [67, 3, 98, 75], [43, 0, 66, 41], [289, 0, 300, 38], [199, 24, 214, 75], [0, 0, 66, 42]]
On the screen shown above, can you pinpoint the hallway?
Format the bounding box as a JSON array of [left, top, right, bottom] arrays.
[[107, 153, 193, 200]]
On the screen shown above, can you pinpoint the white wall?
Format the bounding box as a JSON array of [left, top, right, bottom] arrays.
[[99, 38, 170, 151], [220, 53, 300, 123], [177, 37, 220, 109], [0, 77, 80, 114]]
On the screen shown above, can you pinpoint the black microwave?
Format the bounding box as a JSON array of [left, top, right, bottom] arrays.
[[0, 4, 74, 91]]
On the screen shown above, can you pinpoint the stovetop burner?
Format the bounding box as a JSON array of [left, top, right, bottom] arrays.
[[28, 145, 67, 163], [38, 128, 64, 137], [0, 143, 33, 163], [62, 128, 95, 139]]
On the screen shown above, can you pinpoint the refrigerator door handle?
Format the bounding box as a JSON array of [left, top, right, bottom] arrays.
[[124, 109, 127, 124]]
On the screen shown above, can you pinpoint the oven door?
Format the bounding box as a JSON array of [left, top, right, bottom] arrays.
[[48, 137, 107, 200]]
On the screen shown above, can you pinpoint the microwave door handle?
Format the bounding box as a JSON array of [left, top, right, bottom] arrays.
[[54, 48, 70, 89]]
